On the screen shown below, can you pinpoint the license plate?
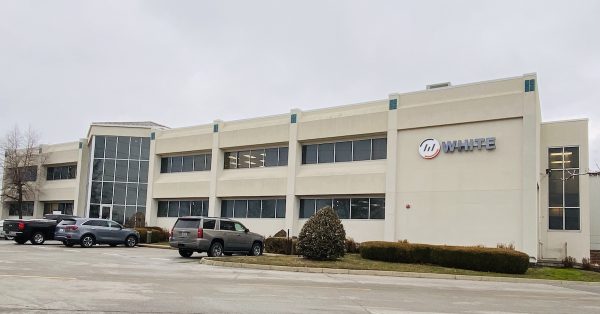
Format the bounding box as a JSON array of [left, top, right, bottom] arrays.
[[9, 231, 17, 236], [181, 232, 188, 237]]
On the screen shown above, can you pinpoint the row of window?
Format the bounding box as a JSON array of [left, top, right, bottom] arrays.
[[302, 138, 386, 164], [92, 159, 149, 183], [94, 136, 151, 161], [299, 197, 385, 219], [157, 200, 209, 217], [6, 166, 38, 182], [46, 165, 77, 181], [43, 202, 74, 215], [224, 147, 288, 169], [221, 199, 286, 218], [90, 182, 147, 207], [161, 154, 212, 173], [88, 204, 145, 225], [7, 202, 34, 216]]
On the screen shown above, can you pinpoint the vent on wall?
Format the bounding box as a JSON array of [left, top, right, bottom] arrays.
[[426, 82, 451, 90]]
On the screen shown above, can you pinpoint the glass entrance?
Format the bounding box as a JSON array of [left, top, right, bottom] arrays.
[[101, 206, 111, 219]]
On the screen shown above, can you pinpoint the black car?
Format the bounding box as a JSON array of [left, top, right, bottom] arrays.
[[3, 214, 78, 245]]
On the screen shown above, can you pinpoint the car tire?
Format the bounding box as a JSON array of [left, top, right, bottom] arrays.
[[80, 235, 95, 248], [31, 232, 45, 245], [125, 235, 138, 248], [15, 238, 27, 245], [248, 242, 262, 256], [178, 249, 193, 258], [208, 241, 224, 257]]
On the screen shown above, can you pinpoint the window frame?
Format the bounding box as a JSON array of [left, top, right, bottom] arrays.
[[547, 146, 581, 232], [301, 137, 387, 165]]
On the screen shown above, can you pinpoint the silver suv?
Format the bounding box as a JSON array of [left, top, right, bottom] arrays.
[[55, 218, 139, 248], [169, 217, 264, 258]]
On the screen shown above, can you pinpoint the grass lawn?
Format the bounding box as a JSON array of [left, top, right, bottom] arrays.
[[216, 254, 600, 282]]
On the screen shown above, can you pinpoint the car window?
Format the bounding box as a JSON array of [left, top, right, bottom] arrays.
[[174, 219, 200, 229], [109, 221, 122, 228], [234, 222, 246, 232], [96, 220, 110, 227], [82, 220, 95, 226], [203, 219, 216, 229], [219, 220, 235, 231], [58, 219, 76, 226]]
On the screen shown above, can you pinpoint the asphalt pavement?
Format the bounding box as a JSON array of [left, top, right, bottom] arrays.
[[0, 240, 599, 313]]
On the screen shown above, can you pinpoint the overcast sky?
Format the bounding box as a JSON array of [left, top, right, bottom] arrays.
[[1, 0, 599, 168]]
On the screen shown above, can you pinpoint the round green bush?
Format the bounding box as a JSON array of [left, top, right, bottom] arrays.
[[297, 206, 346, 260]]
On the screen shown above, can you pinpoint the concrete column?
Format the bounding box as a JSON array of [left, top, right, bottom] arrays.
[[208, 120, 223, 217], [145, 132, 159, 226], [522, 73, 540, 260], [384, 95, 399, 241], [33, 201, 43, 218], [284, 109, 301, 236]]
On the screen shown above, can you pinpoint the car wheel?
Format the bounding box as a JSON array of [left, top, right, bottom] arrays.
[[178, 249, 193, 258], [80, 235, 95, 248], [15, 238, 27, 245], [208, 241, 224, 257], [249, 242, 262, 256], [125, 236, 138, 248], [31, 232, 45, 245], [6, 236, 14, 241]]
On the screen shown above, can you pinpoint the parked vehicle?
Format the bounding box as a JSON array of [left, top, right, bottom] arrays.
[[169, 216, 264, 258], [54, 218, 139, 248], [2, 214, 78, 245], [0, 220, 15, 240]]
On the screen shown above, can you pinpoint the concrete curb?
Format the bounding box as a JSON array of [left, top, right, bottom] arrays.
[[199, 258, 600, 286], [138, 244, 173, 250]]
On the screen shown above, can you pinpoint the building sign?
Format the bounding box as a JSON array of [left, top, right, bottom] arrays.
[[419, 137, 496, 159]]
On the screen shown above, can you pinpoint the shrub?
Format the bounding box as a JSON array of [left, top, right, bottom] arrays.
[[563, 256, 577, 268], [273, 229, 287, 238], [497, 243, 515, 250], [345, 238, 360, 254], [265, 237, 298, 255], [297, 206, 346, 260], [360, 241, 530, 274], [582, 258, 592, 270], [135, 227, 169, 243]]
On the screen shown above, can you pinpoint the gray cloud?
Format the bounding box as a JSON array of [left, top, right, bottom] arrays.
[[1, 0, 599, 168]]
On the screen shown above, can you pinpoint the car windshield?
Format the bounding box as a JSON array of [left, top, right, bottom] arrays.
[[174, 219, 200, 229]]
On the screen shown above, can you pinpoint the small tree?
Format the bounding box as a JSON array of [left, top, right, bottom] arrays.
[[0, 126, 42, 219], [297, 206, 346, 260]]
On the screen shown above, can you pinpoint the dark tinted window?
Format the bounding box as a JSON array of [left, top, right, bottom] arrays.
[[92, 159, 103, 181], [247, 200, 262, 218], [203, 219, 216, 229], [225, 152, 237, 169], [221, 200, 234, 217], [193, 155, 206, 171], [168, 201, 179, 217], [101, 182, 113, 204], [300, 199, 315, 218], [161, 158, 169, 173], [103, 159, 115, 181], [139, 161, 148, 183], [234, 200, 248, 218], [128, 160, 139, 182], [115, 160, 128, 182], [565, 208, 580, 230], [220, 220, 235, 231], [261, 199, 276, 218], [318, 143, 334, 163], [182, 156, 194, 172], [333, 198, 350, 219], [94, 136, 105, 158], [130, 137, 141, 160], [171, 157, 182, 172], [370, 198, 385, 219], [372, 138, 387, 160], [302, 145, 317, 164], [104, 136, 117, 159], [175, 219, 200, 229], [353, 140, 371, 161], [276, 199, 286, 218], [351, 198, 369, 219], [158, 201, 168, 217], [264, 148, 279, 167], [278, 147, 288, 166], [335, 141, 352, 162], [117, 136, 130, 159], [179, 201, 191, 217], [549, 208, 563, 230]]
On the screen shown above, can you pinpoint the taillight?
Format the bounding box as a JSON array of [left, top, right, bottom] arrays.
[[18, 222, 25, 231], [65, 225, 78, 231], [197, 228, 204, 238]]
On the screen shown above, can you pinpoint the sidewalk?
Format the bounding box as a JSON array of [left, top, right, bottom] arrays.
[[200, 258, 600, 286]]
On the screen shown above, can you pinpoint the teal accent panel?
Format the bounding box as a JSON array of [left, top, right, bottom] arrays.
[[389, 99, 397, 110]]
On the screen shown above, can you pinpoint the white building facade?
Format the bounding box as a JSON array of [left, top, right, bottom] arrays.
[[1, 74, 592, 262]]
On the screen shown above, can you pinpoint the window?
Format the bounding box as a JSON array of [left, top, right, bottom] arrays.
[[299, 196, 385, 220], [174, 219, 200, 229], [301, 138, 386, 164], [89, 135, 150, 221], [46, 165, 77, 180], [44, 202, 74, 215], [160, 153, 212, 173], [234, 222, 246, 232], [224, 146, 288, 169], [203, 219, 216, 229], [548, 147, 580, 231], [220, 198, 286, 218], [157, 199, 209, 218], [8, 202, 34, 216], [220, 220, 235, 231]]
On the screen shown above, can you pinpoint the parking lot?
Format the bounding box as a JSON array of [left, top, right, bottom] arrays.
[[1, 240, 600, 313]]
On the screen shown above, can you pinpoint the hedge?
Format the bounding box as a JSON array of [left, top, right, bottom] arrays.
[[265, 237, 298, 255], [360, 241, 530, 274], [135, 227, 169, 244]]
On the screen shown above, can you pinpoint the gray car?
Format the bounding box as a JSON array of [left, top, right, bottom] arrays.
[[55, 218, 139, 248], [169, 216, 264, 258]]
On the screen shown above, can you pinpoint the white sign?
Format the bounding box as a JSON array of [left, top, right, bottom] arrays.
[[418, 138, 441, 159]]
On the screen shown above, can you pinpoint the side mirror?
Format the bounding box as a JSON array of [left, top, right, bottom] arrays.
[[245, 228, 249, 233]]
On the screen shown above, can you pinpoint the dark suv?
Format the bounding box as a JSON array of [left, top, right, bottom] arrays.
[[169, 217, 264, 258]]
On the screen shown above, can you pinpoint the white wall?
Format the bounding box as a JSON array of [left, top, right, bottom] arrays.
[[591, 175, 600, 250]]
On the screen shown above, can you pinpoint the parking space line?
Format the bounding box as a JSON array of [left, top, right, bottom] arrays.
[[0, 274, 77, 280]]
